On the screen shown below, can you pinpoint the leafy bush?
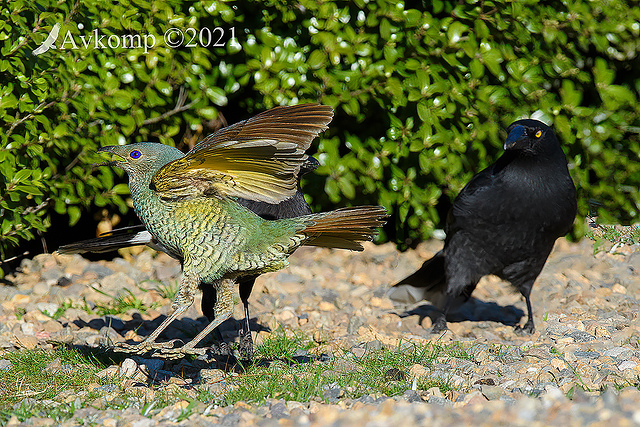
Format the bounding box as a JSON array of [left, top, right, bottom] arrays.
[[2, 0, 640, 262]]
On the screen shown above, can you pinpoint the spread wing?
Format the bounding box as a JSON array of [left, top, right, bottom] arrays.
[[151, 104, 333, 203]]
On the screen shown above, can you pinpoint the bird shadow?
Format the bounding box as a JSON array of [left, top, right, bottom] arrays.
[[63, 313, 329, 379], [396, 296, 525, 330], [72, 313, 271, 343]]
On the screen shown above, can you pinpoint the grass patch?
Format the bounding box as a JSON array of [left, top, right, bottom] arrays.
[[0, 347, 105, 421], [152, 280, 179, 301], [91, 287, 158, 315], [218, 331, 468, 405], [0, 330, 478, 424], [586, 216, 640, 253]]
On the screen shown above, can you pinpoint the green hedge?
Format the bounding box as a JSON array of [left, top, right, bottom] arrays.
[[2, 0, 640, 261]]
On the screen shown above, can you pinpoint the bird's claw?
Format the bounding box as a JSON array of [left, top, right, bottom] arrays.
[[430, 318, 448, 334], [154, 346, 207, 360], [238, 330, 254, 360], [111, 339, 183, 355], [514, 323, 535, 336]]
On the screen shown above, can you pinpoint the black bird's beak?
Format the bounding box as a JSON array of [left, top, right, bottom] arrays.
[[504, 125, 526, 150]]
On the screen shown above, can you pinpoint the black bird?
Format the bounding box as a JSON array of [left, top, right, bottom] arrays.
[[389, 119, 577, 334]]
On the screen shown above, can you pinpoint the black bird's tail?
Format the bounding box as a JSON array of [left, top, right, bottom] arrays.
[[387, 250, 447, 304], [55, 225, 153, 254]]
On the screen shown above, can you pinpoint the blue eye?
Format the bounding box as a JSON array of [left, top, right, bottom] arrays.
[[130, 150, 141, 159]]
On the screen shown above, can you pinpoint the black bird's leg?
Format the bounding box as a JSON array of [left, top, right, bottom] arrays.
[[238, 277, 256, 360], [431, 296, 452, 334], [514, 288, 535, 335]]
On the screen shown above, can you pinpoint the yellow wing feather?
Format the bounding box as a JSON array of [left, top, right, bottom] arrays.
[[151, 104, 333, 202]]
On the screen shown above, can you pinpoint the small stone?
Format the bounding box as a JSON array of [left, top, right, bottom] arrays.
[[40, 267, 64, 284], [370, 297, 393, 310], [124, 330, 143, 342], [317, 301, 335, 311], [566, 330, 596, 342], [604, 347, 633, 360], [20, 322, 35, 336], [384, 368, 406, 381], [11, 294, 30, 305], [96, 365, 119, 379], [574, 351, 600, 360], [402, 389, 423, 402], [428, 395, 451, 407], [427, 386, 443, 398], [409, 363, 429, 378], [269, 401, 289, 419], [36, 302, 59, 317], [14, 334, 38, 349], [322, 385, 343, 403], [420, 316, 433, 329], [550, 358, 566, 370], [0, 360, 13, 371], [42, 320, 63, 334], [611, 283, 626, 294], [84, 264, 114, 278], [618, 361, 637, 371], [480, 385, 505, 400], [474, 378, 496, 386], [56, 277, 72, 287]]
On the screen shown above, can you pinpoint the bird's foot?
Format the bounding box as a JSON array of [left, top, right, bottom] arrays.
[[238, 329, 254, 361], [514, 322, 535, 335], [155, 346, 207, 360], [209, 341, 233, 357], [111, 339, 183, 355], [430, 318, 448, 334]]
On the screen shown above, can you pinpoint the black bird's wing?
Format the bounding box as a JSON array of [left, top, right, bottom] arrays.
[[444, 159, 511, 238], [151, 104, 333, 203]]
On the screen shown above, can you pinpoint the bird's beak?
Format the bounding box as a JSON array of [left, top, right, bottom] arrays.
[[504, 125, 526, 150], [94, 145, 126, 168]]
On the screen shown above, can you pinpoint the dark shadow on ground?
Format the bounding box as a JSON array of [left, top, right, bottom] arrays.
[[55, 312, 334, 384], [72, 314, 271, 344], [396, 296, 526, 330], [53, 339, 330, 389]]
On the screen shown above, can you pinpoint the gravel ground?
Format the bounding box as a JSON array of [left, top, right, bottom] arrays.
[[1, 237, 640, 426]]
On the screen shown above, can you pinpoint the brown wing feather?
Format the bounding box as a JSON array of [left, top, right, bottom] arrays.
[[192, 104, 333, 152], [151, 104, 333, 202]]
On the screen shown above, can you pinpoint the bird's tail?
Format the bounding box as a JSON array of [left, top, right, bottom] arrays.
[[300, 206, 388, 251], [386, 250, 447, 304]]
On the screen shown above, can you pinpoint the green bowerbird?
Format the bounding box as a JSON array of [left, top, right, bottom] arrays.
[[59, 104, 388, 359]]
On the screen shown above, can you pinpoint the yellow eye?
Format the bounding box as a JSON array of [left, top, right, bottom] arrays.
[[535, 130, 542, 138]]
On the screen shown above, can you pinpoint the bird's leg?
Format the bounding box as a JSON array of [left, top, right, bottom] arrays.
[[113, 273, 200, 355], [238, 299, 254, 360], [201, 282, 232, 356], [158, 279, 235, 358], [515, 291, 535, 335], [431, 296, 451, 334], [238, 277, 256, 360]]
